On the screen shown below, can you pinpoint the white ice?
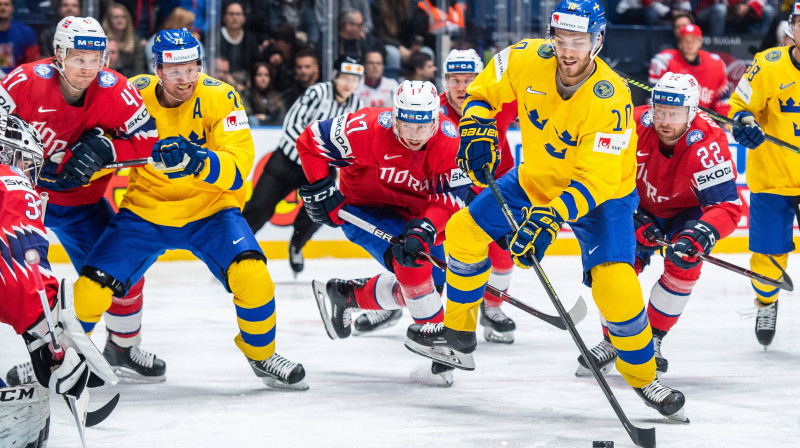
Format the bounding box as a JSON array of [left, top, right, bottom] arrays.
[[2, 254, 798, 448]]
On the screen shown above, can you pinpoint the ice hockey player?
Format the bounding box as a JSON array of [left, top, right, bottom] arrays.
[[404, 0, 688, 421], [577, 72, 742, 377], [727, 0, 800, 349], [0, 112, 117, 446], [298, 80, 472, 386], [70, 28, 308, 390], [0, 16, 165, 385], [440, 48, 519, 344]]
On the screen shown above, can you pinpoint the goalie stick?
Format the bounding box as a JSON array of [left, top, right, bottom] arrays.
[[336, 209, 588, 330], [481, 166, 656, 448]]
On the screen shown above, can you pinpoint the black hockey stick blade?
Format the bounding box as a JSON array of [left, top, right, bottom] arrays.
[[768, 255, 794, 292], [629, 425, 656, 448], [86, 393, 120, 427]]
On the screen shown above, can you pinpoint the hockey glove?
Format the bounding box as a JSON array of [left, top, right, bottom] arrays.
[[37, 158, 83, 191], [732, 111, 765, 149], [60, 128, 116, 185], [299, 176, 345, 227], [665, 220, 720, 270], [152, 135, 208, 178], [633, 207, 665, 254], [392, 217, 436, 268], [508, 206, 563, 268], [457, 116, 499, 188]]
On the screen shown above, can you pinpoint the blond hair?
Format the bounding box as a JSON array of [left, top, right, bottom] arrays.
[[102, 3, 135, 54]]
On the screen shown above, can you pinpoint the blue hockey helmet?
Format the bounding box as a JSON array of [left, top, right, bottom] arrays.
[[151, 28, 202, 81], [548, 0, 606, 59]]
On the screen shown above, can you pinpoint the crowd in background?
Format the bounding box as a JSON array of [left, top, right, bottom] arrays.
[[0, 0, 795, 127]]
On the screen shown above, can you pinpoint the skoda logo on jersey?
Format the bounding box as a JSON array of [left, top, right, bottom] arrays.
[[398, 109, 432, 123], [33, 64, 54, 79], [97, 71, 118, 87], [652, 91, 685, 106], [378, 111, 393, 129], [446, 61, 475, 73], [593, 81, 615, 99], [686, 129, 704, 145], [641, 110, 653, 127], [441, 120, 457, 138], [74, 36, 107, 50]]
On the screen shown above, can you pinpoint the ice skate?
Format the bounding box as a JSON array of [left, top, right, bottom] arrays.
[[354, 309, 403, 334], [288, 241, 304, 278], [405, 322, 477, 370], [652, 330, 668, 375], [634, 377, 689, 423], [248, 353, 308, 390], [103, 337, 166, 383], [755, 299, 777, 350], [409, 361, 455, 387], [575, 336, 617, 377], [5, 361, 36, 386], [479, 301, 515, 343], [312, 279, 364, 340]]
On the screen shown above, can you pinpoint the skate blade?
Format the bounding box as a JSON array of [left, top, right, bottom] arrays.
[[261, 377, 309, 391], [353, 312, 403, 336], [664, 407, 690, 423], [312, 280, 339, 340], [112, 366, 166, 384], [403, 339, 475, 371], [574, 362, 614, 378], [482, 326, 514, 344], [409, 366, 453, 387]]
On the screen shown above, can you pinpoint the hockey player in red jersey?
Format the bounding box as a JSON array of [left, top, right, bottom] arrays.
[[1, 16, 165, 384], [439, 48, 519, 343], [577, 72, 742, 377], [649, 23, 730, 116], [0, 112, 117, 446], [300, 80, 472, 386]]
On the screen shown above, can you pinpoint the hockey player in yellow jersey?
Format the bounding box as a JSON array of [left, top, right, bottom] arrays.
[[405, 0, 687, 421], [728, 1, 800, 350], [72, 29, 308, 389]]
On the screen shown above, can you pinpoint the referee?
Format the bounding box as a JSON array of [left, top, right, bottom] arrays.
[[243, 55, 365, 276]]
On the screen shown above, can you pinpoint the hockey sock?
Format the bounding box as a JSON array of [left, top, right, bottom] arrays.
[[751, 252, 787, 305], [353, 274, 404, 310], [393, 262, 443, 323], [105, 278, 145, 347], [483, 241, 513, 308], [73, 276, 114, 334], [229, 259, 276, 361]]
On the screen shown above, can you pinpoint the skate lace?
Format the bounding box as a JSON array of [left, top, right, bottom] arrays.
[[364, 310, 394, 325], [130, 346, 156, 368], [260, 354, 297, 379], [640, 379, 673, 403], [590, 339, 617, 363], [483, 305, 510, 323], [343, 309, 353, 327], [14, 362, 36, 383], [756, 304, 777, 330], [420, 322, 445, 335]]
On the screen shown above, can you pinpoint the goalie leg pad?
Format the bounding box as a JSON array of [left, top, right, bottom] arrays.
[[229, 258, 277, 361], [0, 384, 50, 448]]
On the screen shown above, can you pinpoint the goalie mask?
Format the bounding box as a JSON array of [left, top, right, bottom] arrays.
[[0, 113, 45, 185], [392, 80, 439, 150]]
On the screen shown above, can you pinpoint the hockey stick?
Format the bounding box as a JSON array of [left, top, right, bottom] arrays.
[[101, 157, 151, 169], [653, 237, 793, 291], [481, 166, 656, 448], [337, 209, 588, 330], [618, 71, 800, 155]]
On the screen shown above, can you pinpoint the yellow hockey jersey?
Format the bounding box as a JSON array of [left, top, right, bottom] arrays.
[[122, 73, 255, 227], [729, 46, 800, 195], [463, 39, 637, 222]]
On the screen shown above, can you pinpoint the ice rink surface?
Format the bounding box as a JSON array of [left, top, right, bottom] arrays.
[[2, 254, 798, 448]]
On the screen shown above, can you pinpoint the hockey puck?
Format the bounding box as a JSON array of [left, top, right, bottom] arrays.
[[593, 442, 614, 448]]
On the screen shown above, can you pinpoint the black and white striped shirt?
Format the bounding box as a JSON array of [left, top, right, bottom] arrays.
[[278, 81, 364, 164]]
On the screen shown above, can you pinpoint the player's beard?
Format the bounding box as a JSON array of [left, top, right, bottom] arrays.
[[556, 51, 594, 86]]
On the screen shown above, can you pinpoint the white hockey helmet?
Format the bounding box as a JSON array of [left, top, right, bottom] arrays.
[[392, 80, 440, 148], [53, 16, 109, 70], [0, 113, 45, 185], [442, 49, 483, 81], [651, 72, 700, 127], [790, 1, 800, 26]]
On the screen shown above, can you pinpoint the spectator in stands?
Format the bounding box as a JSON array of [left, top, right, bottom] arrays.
[[102, 3, 146, 77], [317, 0, 373, 37], [250, 0, 319, 49], [118, 0, 158, 40], [697, 0, 774, 36], [243, 62, 286, 126], [107, 37, 120, 71], [0, 0, 38, 74], [261, 22, 297, 91], [405, 50, 436, 83], [355, 46, 398, 107], [650, 23, 730, 116], [159, 0, 208, 37], [282, 45, 319, 106], [221, 0, 263, 82], [214, 56, 238, 87], [671, 10, 695, 39], [39, 0, 80, 58], [337, 8, 368, 59], [615, 0, 692, 26]]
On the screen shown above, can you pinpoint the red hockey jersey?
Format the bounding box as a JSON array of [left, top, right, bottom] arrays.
[[0, 165, 58, 334], [0, 60, 157, 206], [438, 93, 518, 178], [297, 107, 471, 240], [633, 105, 742, 237], [649, 49, 730, 117]]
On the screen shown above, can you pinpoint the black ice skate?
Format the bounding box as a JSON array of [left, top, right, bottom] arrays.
[[354, 309, 403, 334], [288, 241, 304, 278], [479, 301, 516, 344], [312, 278, 364, 340], [247, 353, 308, 390], [102, 337, 166, 383], [575, 336, 617, 377], [634, 378, 689, 423], [5, 361, 36, 386], [755, 299, 778, 350], [652, 329, 668, 375], [409, 361, 455, 387], [404, 322, 477, 370]]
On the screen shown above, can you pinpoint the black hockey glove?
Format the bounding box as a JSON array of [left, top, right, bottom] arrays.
[[392, 217, 436, 268], [60, 128, 115, 185], [299, 176, 345, 227], [665, 220, 720, 270], [633, 207, 665, 254]]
